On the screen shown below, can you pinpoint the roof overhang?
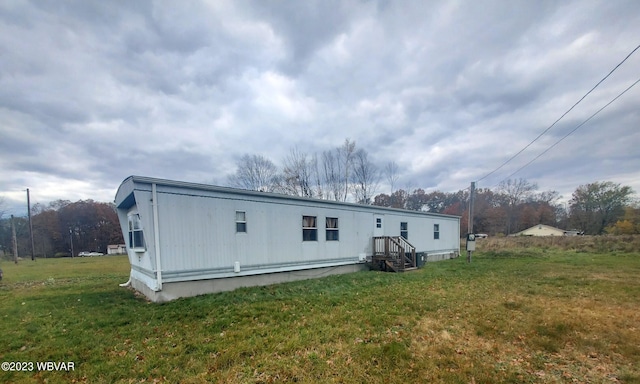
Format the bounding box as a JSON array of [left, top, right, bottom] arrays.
[[114, 175, 461, 219]]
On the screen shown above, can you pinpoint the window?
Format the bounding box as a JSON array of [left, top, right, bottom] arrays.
[[376, 218, 382, 228], [326, 217, 339, 241], [302, 216, 317, 241], [434, 224, 440, 240], [128, 214, 145, 250], [400, 222, 408, 239], [236, 211, 247, 233]]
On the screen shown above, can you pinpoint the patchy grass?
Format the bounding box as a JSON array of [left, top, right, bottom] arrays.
[[1, 248, 639, 383], [476, 234, 640, 254]]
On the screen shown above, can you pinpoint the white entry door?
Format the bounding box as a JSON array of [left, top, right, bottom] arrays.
[[374, 214, 384, 237]]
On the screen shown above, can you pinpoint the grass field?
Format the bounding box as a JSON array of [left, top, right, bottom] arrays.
[[1, 242, 639, 383]]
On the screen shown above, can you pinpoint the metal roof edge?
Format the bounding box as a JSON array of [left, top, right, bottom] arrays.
[[121, 175, 461, 220]]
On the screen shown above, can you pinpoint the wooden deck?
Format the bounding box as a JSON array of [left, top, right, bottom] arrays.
[[372, 236, 417, 272]]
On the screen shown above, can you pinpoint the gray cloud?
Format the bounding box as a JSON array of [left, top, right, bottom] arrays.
[[1, 0, 639, 215]]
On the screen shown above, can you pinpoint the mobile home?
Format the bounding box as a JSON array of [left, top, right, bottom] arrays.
[[115, 176, 460, 302]]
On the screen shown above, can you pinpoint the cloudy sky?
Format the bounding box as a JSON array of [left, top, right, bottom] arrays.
[[1, 0, 639, 215]]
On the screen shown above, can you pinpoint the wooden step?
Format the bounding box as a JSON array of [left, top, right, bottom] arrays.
[[385, 260, 397, 272]]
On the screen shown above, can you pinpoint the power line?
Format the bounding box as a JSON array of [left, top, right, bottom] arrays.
[[477, 43, 640, 183], [497, 76, 640, 184]]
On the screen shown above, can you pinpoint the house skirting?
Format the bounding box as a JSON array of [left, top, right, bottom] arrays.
[[425, 251, 459, 262], [130, 263, 368, 303]]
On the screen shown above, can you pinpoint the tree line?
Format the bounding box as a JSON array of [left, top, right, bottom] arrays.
[[228, 139, 382, 204], [1, 140, 637, 260], [373, 180, 637, 236], [0, 200, 123, 259], [226, 140, 638, 236]]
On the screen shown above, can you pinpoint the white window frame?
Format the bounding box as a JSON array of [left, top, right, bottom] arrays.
[[128, 213, 145, 251], [236, 211, 247, 233], [326, 217, 339, 241], [400, 222, 408, 239], [302, 216, 318, 241]]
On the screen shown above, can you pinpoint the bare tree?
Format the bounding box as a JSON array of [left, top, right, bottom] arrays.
[[281, 147, 318, 197], [228, 154, 279, 192], [351, 149, 380, 204], [384, 161, 400, 194], [312, 153, 324, 199], [498, 178, 538, 234], [337, 138, 356, 201], [322, 150, 344, 201]]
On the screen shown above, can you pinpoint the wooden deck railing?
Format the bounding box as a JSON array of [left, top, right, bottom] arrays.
[[372, 236, 416, 272]]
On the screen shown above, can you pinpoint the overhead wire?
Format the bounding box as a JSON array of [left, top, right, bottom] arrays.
[[476, 43, 640, 183], [496, 76, 640, 184]]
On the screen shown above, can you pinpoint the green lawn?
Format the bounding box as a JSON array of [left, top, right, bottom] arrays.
[[1, 249, 639, 383]]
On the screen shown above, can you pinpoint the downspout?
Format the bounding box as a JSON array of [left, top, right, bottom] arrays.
[[119, 276, 131, 287], [152, 183, 163, 291], [119, 207, 131, 288]]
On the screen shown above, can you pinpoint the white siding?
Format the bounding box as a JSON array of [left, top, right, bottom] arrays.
[[115, 176, 461, 290]]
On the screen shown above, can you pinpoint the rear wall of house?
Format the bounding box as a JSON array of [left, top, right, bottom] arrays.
[[148, 185, 459, 281]]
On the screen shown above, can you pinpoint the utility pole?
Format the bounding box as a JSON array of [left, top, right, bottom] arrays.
[[27, 189, 35, 261], [11, 215, 18, 264], [467, 182, 475, 263], [69, 228, 75, 258]]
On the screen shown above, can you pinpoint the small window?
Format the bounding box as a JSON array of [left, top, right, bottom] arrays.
[[303, 216, 317, 241], [434, 224, 440, 240], [236, 211, 247, 233], [326, 217, 339, 241], [376, 218, 382, 228], [400, 222, 408, 239], [128, 214, 145, 250]]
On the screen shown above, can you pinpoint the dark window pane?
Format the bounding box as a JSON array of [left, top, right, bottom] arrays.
[[132, 230, 144, 248], [303, 229, 317, 241], [326, 230, 339, 241]]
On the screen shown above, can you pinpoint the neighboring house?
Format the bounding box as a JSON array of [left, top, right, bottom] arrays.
[[80, 251, 104, 256], [115, 176, 461, 302], [512, 224, 567, 237], [107, 244, 127, 255]]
